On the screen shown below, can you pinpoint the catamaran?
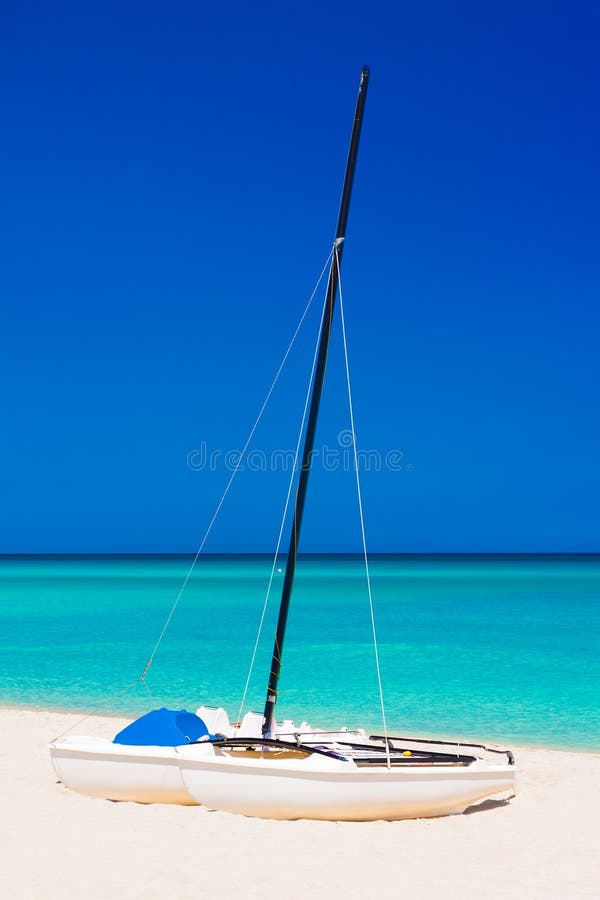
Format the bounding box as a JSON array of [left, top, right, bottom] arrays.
[[50, 66, 516, 819]]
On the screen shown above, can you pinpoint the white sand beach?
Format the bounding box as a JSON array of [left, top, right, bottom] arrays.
[[2, 707, 599, 899]]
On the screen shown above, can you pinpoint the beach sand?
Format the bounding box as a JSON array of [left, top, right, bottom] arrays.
[[2, 708, 599, 899]]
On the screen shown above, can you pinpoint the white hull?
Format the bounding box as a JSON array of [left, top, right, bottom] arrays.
[[49, 736, 195, 805], [48, 709, 364, 806], [177, 744, 516, 821], [50, 707, 516, 819]]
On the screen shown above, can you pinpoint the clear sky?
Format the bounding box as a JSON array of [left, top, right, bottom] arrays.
[[1, 1, 599, 552]]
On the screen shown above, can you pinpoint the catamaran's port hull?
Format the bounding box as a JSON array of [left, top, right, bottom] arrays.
[[49, 738, 197, 805], [177, 747, 516, 821]]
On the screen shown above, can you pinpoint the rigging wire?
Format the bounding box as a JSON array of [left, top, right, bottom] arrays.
[[138, 248, 335, 682], [335, 247, 391, 769], [235, 283, 329, 727], [51, 679, 141, 741]]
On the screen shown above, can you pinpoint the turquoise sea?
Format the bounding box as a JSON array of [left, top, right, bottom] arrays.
[[1, 554, 598, 751]]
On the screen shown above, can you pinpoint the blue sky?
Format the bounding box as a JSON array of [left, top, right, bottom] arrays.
[[1, 1, 599, 552]]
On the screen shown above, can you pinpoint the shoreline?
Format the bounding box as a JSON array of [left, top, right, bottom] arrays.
[[2, 706, 599, 898], [3, 700, 598, 756]]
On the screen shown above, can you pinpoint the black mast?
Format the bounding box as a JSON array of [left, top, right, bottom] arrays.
[[262, 66, 370, 735]]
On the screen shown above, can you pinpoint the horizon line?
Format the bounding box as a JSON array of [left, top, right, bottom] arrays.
[[1, 551, 599, 559]]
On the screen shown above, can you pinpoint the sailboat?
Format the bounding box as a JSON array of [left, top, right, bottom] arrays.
[[50, 66, 516, 819]]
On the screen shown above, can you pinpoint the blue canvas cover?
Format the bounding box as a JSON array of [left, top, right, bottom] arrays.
[[113, 707, 210, 746]]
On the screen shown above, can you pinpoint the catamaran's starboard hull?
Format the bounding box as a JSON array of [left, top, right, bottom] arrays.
[[177, 745, 516, 821], [49, 737, 197, 805]]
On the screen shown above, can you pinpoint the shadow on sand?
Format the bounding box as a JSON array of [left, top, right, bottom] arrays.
[[463, 794, 515, 815]]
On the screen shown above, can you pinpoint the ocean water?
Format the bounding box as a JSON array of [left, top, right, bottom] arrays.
[[0, 554, 599, 751]]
